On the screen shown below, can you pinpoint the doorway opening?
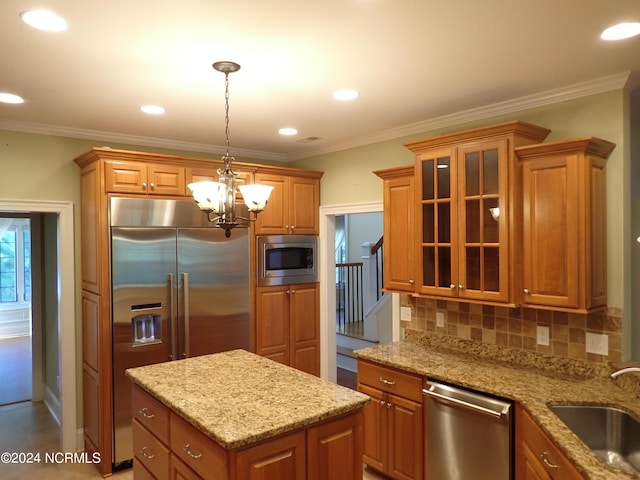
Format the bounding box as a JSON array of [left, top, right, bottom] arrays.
[[0, 216, 32, 406], [0, 200, 76, 453]]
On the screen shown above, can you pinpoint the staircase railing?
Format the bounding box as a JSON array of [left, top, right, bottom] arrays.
[[336, 262, 363, 326], [370, 236, 384, 301]]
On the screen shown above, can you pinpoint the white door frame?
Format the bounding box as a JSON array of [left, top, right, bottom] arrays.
[[319, 201, 385, 381], [0, 199, 76, 452]]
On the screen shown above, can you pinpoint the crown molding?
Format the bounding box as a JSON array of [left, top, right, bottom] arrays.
[[0, 119, 287, 163], [288, 71, 633, 161], [0, 72, 632, 163]]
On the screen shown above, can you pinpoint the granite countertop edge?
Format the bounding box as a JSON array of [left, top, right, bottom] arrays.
[[353, 334, 640, 480], [126, 349, 369, 450]]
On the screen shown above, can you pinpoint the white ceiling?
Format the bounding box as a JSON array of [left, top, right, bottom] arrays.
[[1, 0, 639, 162]]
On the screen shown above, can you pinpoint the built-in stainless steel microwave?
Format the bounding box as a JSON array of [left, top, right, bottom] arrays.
[[257, 235, 318, 286]]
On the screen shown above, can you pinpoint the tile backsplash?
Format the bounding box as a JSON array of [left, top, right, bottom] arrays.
[[399, 295, 623, 364]]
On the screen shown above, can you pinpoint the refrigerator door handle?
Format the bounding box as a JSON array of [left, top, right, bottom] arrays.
[[168, 273, 177, 361], [182, 272, 190, 359]]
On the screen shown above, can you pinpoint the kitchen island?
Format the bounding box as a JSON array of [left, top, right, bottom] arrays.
[[125, 349, 369, 480]]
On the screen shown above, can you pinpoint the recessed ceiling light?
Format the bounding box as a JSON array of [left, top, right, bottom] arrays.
[[600, 22, 640, 40], [0, 93, 25, 104], [278, 127, 298, 136], [141, 105, 165, 115], [333, 89, 359, 101], [20, 10, 68, 32]]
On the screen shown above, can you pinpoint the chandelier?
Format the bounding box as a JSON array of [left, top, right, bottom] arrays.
[[188, 61, 273, 237]]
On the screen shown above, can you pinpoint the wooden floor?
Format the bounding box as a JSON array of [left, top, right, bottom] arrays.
[[0, 335, 31, 406]]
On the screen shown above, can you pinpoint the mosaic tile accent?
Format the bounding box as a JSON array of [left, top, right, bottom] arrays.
[[399, 296, 623, 364]]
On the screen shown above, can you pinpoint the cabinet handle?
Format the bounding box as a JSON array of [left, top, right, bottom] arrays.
[[150, 182, 155, 190], [540, 451, 559, 469], [378, 377, 396, 386], [183, 443, 203, 460], [523, 288, 530, 295], [458, 284, 464, 290], [450, 284, 456, 290], [291, 225, 295, 230], [140, 446, 155, 460], [290, 290, 296, 294], [380, 400, 385, 406], [409, 279, 414, 284], [138, 407, 155, 419], [386, 402, 391, 408], [142, 182, 147, 189]]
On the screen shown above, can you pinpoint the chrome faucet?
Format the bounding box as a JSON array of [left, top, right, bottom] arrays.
[[610, 367, 640, 379]]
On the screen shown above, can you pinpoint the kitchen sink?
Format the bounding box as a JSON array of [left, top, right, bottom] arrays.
[[548, 404, 640, 474]]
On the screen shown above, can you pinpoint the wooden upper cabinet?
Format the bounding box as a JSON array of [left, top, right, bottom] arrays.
[[374, 166, 415, 292], [105, 160, 186, 196], [405, 121, 551, 305], [516, 137, 614, 312], [254, 173, 320, 235]]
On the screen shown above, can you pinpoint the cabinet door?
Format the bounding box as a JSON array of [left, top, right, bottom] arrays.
[[255, 285, 290, 365], [415, 147, 458, 297], [170, 454, 203, 480], [520, 443, 554, 480], [235, 431, 306, 480], [388, 394, 423, 480], [383, 173, 415, 292], [307, 412, 363, 480], [105, 160, 148, 194], [254, 173, 288, 234], [289, 283, 319, 376], [148, 164, 185, 195], [457, 139, 509, 302], [522, 155, 579, 308], [358, 384, 387, 474], [288, 176, 319, 235]]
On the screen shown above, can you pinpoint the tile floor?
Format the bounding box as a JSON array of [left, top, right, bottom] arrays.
[[1, 401, 387, 479]]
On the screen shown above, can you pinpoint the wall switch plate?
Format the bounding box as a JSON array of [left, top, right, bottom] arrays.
[[536, 326, 550, 346], [400, 306, 411, 321], [436, 311, 445, 328], [586, 332, 609, 355]]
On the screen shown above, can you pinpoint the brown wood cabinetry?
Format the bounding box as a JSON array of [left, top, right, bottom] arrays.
[[73, 147, 322, 476], [405, 122, 550, 305], [516, 405, 585, 480], [357, 360, 423, 480], [516, 138, 614, 312], [254, 172, 321, 235], [255, 283, 320, 376], [374, 166, 415, 292], [132, 384, 363, 480]]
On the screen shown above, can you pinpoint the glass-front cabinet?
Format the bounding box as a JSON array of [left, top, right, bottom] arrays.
[[407, 121, 550, 304]]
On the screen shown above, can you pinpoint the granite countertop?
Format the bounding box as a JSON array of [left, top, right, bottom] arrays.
[[354, 331, 640, 480], [126, 349, 369, 449]]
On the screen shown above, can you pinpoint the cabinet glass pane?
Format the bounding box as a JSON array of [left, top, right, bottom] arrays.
[[465, 152, 480, 196], [422, 204, 434, 243], [483, 149, 499, 195], [438, 203, 451, 243], [436, 158, 450, 199], [484, 198, 499, 243], [484, 247, 500, 292], [465, 200, 480, 243], [423, 247, 435, 286], [466, 247, 480, 290], [437, 247, 451, 288], [422, 160, 434, 200]]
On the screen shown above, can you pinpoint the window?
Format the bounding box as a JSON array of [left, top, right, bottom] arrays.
[[0, 218, 31, 305]]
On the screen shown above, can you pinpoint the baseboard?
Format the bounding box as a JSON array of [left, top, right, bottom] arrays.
[[43, 385, 61, 426]]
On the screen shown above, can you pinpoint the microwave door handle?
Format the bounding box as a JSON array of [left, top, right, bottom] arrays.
[[181, 272, 190, 359]]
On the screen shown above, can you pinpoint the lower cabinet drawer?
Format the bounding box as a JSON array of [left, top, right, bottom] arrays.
[[170, 412, 227, 480], [133, 458, 157, 480], [358, 359, 423, 402], [133, 419, 170, 480]]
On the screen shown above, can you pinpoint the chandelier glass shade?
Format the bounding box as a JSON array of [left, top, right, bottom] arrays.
[[188, 61, 273, 237]]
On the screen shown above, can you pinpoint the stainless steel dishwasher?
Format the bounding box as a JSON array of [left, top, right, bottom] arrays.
[[423, 380, 513, 480]]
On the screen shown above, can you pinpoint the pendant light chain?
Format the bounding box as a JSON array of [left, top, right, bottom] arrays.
[[223, 71, 233, 171]]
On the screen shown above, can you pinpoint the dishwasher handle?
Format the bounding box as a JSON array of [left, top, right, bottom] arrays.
[[423, 386, 508, 418]]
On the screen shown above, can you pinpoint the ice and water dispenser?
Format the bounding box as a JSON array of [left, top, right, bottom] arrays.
[[131, 303, 162, 345]]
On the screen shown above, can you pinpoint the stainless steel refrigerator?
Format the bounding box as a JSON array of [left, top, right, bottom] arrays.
[[110, 197, 250, 467]]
